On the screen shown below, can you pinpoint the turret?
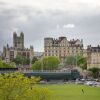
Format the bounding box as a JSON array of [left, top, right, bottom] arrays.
[[13, 32, 17, 48], [30, 45, 33, 51], [20, 32, 24, 49]]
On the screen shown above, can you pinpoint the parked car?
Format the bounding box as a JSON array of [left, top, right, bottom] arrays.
[[85, 81, 97, 86]]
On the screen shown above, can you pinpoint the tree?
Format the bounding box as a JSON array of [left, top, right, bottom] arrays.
[[0, 72, 51, 100], [13, 55, 30, 65], [32, 60, 41, 70], [88, 67, 100, 78], [43, 56, 60, 70], [65, 55, 87, 70], [32, 56, 60, 70], [65, 55, 76, 66], [31, 57, 38, 64], [0, 60, 3, 67], [77, 55, 87, 70], [0, 60, 16, 68]]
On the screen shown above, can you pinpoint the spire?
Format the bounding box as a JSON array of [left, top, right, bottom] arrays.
[[20, 32, 24, 38], [13, 32, 17, 37]]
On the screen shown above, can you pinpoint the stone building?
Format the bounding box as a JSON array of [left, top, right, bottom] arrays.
[[13, 32, 24, 49], [86, 45, 100, 69], [34, 52, 44, 59], [44, 37, 83, 62], [3, 32, 34, 63]]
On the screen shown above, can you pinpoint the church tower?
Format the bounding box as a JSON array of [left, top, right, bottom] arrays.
[[13, 32, 24, 49], [13, 32, 17, 48], [20, 32, 24, 49]]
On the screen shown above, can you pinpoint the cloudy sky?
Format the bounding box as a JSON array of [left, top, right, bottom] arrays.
[[0, 0, 100, 51]]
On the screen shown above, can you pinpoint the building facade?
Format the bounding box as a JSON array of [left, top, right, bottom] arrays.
[[13, 32, 24, 49], [86, 45, 100, 69], [34, 52, 44, 59], [3, 32, 34, 63], [44, 37, 83, 62]]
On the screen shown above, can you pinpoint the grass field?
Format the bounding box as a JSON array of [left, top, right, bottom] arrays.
[[43, 84, 100, 100]]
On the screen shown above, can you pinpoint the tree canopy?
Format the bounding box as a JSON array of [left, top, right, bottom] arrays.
[[0, 60, 16, 68], [43, 56, 60, 70], [13, 55, 30, 65], [31, 57, 38, 64], [77, 55, 87, 70], [65, 55, 76, 66], [0, 72, 51, 100], [32, 60, 42, 70], [32, 56, 60, 70], [88, 67, 100, 78], [65, 55, 87, 70]]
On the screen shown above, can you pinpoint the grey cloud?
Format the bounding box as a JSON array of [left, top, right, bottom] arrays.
[[0, 1, 6, 5], [0, 3, 100, 51]]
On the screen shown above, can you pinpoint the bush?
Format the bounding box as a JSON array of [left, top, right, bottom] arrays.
[[0, 72, 51, 100]]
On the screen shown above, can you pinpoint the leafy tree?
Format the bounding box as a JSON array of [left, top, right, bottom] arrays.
[[13, 55, 30, 65], [32, 60, 42, 70], [88, 67, 100, 78], [31, 57, 38, 64], [43, 56, 60, 70], [0, 60, 16, 68], [0, 60, 3, 67], [65, 55, 76, 66], [77, 55, 87, 70], [0, 72, 51, 100], [32, 56, 60, 70], [65, 55, 87, 70]]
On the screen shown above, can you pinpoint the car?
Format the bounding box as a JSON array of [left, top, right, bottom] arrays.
[[85, 81, 97, 86], [39, 80, 47, 84], [75, 79, 84, 84]]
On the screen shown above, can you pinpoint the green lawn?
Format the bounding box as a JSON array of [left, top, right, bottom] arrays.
[[43, 84, 100, 100]]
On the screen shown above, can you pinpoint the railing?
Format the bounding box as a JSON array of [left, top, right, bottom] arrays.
[[22, 70, 71, 73], [0, 68, 73, 74], [0, 68, 18, 73]]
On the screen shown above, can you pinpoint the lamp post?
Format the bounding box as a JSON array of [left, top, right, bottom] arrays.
[[73, 47, 77, 68], [41, 53, 44, 72], [76, 54, 77, 68]]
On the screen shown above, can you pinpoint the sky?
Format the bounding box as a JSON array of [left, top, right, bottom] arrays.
[[0, 0, 100, 51]]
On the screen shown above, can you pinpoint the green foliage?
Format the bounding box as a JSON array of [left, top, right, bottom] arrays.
[[88, 67, 100, 78], [32, 56, 60, 70], [31, 57, 38, 64], [65, 55, 76, 65], [77, 55, 87, 70], [0, 60, 3, 67], [0, 72, 51, 100], [13, 55, 30, 65], [65, 55, 87, 70], [0, 60, 16, 68], [43, 56, 60, 70], [32, 60, 42, 70]]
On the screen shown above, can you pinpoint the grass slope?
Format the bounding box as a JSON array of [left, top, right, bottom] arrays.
[[45, 84, 100, 100]]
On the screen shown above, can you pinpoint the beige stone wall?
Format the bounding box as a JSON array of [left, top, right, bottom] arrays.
[[87, 52, 100, 69], [44, 37, 83, 62]]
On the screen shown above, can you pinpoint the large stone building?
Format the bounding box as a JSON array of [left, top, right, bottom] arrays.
[[86, 45, 100, 69], [44, 37, 83, 62], [3, 32, 34, 63], [13, 32, 24, 49]]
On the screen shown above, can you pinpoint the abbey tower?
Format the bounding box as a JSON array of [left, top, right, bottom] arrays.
[[13, 32, 24, 49]]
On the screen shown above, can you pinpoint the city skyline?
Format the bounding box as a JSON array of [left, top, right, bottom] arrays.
[[0, 0, 100, 51]]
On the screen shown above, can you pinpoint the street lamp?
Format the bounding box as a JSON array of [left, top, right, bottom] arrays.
[[41, 53, 44, 72]]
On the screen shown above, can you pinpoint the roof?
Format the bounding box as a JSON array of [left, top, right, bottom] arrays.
[[87, 45, 100, 52]]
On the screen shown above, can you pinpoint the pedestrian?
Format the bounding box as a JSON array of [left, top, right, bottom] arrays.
[[82, 89, 84, 94]]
